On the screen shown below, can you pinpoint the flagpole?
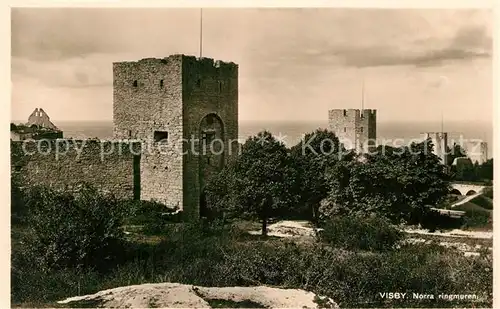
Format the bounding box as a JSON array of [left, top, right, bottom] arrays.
[[361, 77, 365, 111], [199, 8, 203, 58]]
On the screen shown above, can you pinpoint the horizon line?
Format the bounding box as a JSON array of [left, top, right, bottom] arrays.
[[11, 119, 494, 125]]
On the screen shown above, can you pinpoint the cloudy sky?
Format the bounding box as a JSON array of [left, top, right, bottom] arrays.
[[11, 8, 492, 124]]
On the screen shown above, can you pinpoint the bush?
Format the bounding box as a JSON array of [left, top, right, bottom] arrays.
[[11, 180, 27, 225], [483, 187, 493, 199], [317, 215, 404, 251], [419, 209, 464, 231], [455, 203, 492, 230], [20, 184, 125, 272], [470, 195, 493, 210], [12, 221, 492, 308], [122, 200, 181, 235]]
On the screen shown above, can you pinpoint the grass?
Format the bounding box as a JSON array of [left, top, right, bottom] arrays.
[[454, 200, 492, 230], [11, 221, 493, 308], [406, 234, 492, 251], [469, 195, 493, 210], [455, 201, 492, 214]]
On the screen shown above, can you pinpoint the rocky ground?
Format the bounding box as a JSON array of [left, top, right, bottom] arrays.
[[248, 220, 321, 238], [57, 282, 339, 308], [248, 220, 493, 257]]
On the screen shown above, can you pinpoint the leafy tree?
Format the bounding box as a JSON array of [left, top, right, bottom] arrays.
[[478, 159, 493, 181], [446, 143, 467, 166], [452, 158, 493, 183], [324, 138, 451, 226], [289, 129, 347, 222], [205, 131, 294, 236]]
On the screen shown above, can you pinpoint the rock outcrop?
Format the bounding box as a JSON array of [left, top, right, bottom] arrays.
[[58, 282, 339, 308]]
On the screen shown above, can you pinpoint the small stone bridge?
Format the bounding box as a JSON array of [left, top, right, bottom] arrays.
[[450, 183, 486, 196]]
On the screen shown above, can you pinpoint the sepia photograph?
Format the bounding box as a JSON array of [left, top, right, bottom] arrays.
[[10, 4, 494, 308]]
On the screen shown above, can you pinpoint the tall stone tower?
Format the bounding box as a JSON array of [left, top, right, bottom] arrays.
[[328, 109, 377, 153], [113, 54, 238, 218], [421, 132, 448, 165]]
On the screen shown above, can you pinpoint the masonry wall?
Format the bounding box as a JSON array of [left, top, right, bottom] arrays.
[[358, 109, 377, 153], [182, 56, 239, 218], [113, 56, 184, 209], [329, 109, 358, 150], [328, 109, 376, 153], [11, 140, 141, 199]]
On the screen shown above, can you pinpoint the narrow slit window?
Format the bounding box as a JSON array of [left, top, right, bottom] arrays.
[[160, 80, 164, 88], [344, 127, 347, 132], [343, 110, 347, 116], [133, 80, 138, 87]]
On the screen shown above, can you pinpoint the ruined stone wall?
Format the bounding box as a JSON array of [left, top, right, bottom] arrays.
[[113, 56, 184, 208], [11, 140, 141, 199], [27, 108, 59, 130], [181, 56, 239, 218]]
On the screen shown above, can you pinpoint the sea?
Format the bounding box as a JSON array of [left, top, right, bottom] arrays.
[[55, 120, 494, 158]]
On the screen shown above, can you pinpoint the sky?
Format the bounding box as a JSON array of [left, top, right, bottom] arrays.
[[11, 8, 493, 124]]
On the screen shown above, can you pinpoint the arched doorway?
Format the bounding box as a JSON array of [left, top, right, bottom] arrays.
[[198, 113, 225, 218]]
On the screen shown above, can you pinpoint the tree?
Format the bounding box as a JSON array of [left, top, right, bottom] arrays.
[[478, 159, 493, 182], [324, 138, 451, 226], [446, 143, 467, 166], [289, 129, 346, 222], [205, 131, 294, 236]]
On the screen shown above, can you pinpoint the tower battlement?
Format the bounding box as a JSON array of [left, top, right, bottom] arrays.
[[113, 54, 238, 76]]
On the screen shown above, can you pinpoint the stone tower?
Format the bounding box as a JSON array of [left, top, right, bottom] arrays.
[[328, 109, 376, 153], [113, 54, 238, 218], [421, 132, 449, 165]]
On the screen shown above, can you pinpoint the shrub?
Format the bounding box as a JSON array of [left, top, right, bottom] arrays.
[[456, 204, 492, 230], [317, 215, 404, 251], [12, 221, 492, 308], [419, 209, 464, 231], [122, 200, 181, 235], [20, 184, 125, 272], [11, 180, 27, 225], [470, 195, 493, 210], [483, 187, 493, 199]]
